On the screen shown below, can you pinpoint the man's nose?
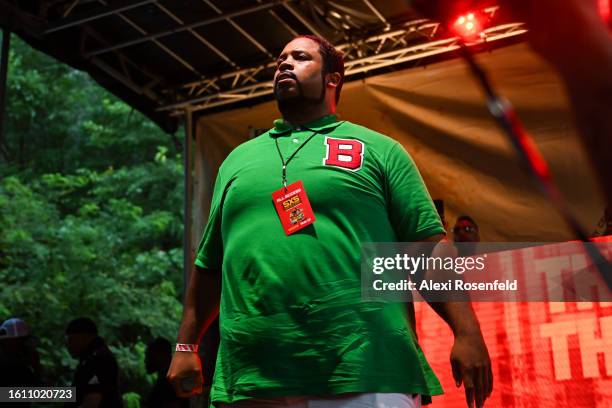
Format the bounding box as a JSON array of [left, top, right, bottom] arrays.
[[277, 59, 293, 72]]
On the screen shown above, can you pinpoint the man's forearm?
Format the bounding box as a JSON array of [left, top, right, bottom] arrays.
[[421, 237, 482, 336], [418, 237, 491, 407], [426, 301, 481, 337], [176, 266, 221, 344]]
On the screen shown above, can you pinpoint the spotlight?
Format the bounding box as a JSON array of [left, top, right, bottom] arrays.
[[599, 0, 610, 23], [452, 11, 484, 39]]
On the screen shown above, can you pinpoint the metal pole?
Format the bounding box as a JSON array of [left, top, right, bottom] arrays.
[[362, 0, 388, 26], [93, 0, 203, 78], [154, 2, 238, 69], [183, 109, 194, 299], [84, 0, 291, 58], [0, 28, 11, 160], [202, 0, 273, 58], [283, 2, 324, 38], [45, 0, 156, 34]]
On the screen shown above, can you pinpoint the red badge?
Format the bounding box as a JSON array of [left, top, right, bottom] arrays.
[[272, 180, 316, 235]]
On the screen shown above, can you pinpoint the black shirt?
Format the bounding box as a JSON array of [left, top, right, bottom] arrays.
[[71, 336, 122, 408], [0, 349, 41, 387], [147, 375, 189, 408], [0, 346, 42, 408]]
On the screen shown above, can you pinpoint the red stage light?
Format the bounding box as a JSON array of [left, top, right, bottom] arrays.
[[599, 0, 611, 23], [452, 11, 483, 40]]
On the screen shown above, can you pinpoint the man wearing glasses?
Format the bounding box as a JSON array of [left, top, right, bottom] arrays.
[[452, 215, 480, 257]]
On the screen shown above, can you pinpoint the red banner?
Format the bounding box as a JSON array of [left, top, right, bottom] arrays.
[[415, 237, 612, 407]]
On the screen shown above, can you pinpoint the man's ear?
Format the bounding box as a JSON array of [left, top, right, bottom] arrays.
[[327, 72, 341, 88]]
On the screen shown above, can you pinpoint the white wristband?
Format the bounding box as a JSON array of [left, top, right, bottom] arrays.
[[175, 343, 199, 352]]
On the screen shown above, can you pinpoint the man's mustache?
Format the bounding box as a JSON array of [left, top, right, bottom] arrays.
[[274, 71, 298, 86]]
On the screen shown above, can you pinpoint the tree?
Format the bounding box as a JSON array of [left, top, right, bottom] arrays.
[[0, 32, 185, 400]]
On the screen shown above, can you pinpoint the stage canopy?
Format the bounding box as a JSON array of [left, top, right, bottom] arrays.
[[1, 0, 523, 132]]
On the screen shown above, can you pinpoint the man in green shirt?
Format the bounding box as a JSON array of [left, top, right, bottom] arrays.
[[168, 35, 492, 408]]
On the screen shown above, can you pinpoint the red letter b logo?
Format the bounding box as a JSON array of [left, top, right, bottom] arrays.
[[324, 137, 364, 171]]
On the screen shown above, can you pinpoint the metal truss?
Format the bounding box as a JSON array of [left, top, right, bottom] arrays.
[[158, 8, 527, 115], [39, 0, 297, 106], [16, 0, 527, 119]]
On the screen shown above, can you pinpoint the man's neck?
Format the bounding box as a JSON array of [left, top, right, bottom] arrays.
[[281, 104, 334, 126]]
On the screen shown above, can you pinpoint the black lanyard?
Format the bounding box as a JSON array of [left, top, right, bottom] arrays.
[[274, 128, 320, 190]]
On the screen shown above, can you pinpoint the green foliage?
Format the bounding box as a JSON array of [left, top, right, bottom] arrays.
[[0, 33, 185, 400], [123, 391, 142, 408]]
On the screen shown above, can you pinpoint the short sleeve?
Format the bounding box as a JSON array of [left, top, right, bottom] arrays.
[[194, 168, 227, 271], [385, 143, 445, 241]]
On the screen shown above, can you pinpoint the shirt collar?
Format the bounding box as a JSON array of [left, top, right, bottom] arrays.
[[269, 114, 342, 136]]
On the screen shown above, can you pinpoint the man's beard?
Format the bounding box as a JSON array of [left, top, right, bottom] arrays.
[[274, 72, 326, 116]]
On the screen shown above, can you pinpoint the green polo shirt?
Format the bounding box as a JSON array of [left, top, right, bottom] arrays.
[[195, 115, 445, 405]]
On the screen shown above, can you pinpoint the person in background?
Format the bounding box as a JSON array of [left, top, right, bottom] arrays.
[[0, 317, 43, 387], [145, 337, 189, 408], [65, 317, 122, 408], [452, 215, 480, 256]]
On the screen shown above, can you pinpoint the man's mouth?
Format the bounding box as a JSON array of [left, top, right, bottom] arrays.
[[275, 72, 296, 85]]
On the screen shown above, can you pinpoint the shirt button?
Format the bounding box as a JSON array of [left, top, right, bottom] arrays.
[[292, 138, 299, 143]]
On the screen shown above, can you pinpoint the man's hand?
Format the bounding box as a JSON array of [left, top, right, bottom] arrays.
[[450, 331, 493, 408], [167, 351, 204, 398], [168, 266, 220, 397]]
